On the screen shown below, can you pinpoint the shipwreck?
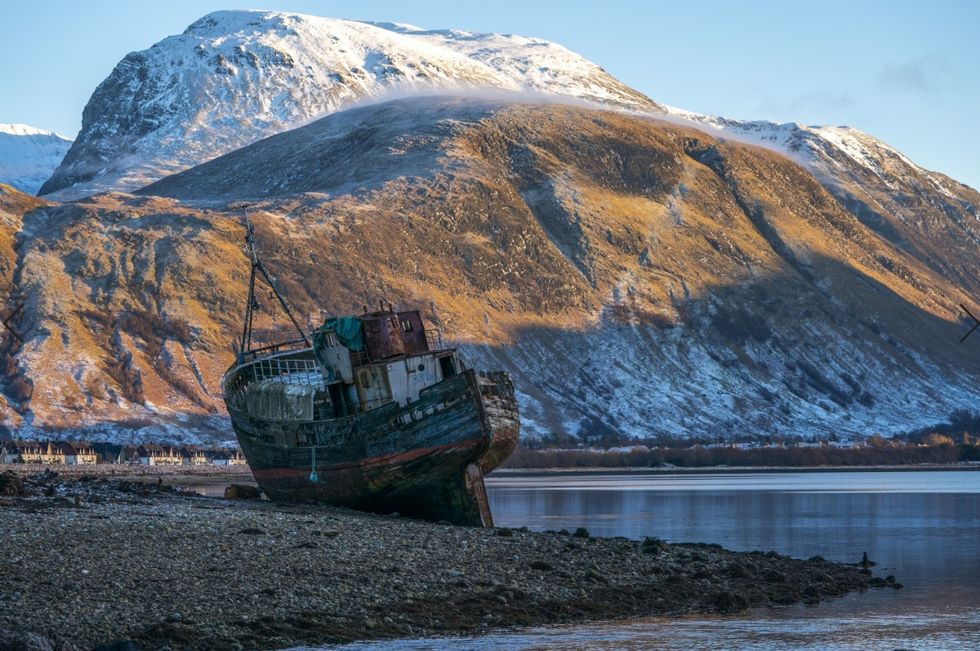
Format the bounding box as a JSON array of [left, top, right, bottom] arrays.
[[221, 215, 519, 525]]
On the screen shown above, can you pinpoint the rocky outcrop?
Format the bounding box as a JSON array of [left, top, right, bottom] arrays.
[[0, 184, 47, 299], [0, 185, 49, 422]]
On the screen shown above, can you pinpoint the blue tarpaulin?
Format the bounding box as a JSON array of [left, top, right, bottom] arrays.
[[316, 316, 365, 351]]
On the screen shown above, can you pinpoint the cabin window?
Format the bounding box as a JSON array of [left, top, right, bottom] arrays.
[[400, 320, 413, 332]]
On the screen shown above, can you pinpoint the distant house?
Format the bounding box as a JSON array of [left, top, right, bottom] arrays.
[[13, 441, 44, 463], [180, 446, 209, 466], [11, 441, 66, 464], [42, 442, 66, 464], [136, 444, 183, 466], [212, 448, 248, 466], [61, 442, 98, 465]]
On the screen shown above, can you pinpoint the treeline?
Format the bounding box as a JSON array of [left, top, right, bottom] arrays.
[[503, 443, 980, 469], [902, 409, 980, 444], [507, 410, 980, 468]]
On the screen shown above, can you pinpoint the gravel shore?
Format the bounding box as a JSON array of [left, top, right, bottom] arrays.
[[0, 470, 899, 650]]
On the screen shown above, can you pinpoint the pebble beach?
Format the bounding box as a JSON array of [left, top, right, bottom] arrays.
[[0, 470, 898, 650]]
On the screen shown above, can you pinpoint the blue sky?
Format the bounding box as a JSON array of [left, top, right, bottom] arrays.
[[2, 0, 978, 188]]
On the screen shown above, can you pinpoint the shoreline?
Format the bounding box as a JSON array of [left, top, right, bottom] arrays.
[[0, 464, 253, 478], [495, 463, 980, 477], [3, 460, 976, 480], [0, 471, 899, 651]]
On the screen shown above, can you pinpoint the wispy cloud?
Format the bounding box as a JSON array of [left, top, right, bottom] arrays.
[[875, 55, 949, 94], [754, 88, 857, 121]]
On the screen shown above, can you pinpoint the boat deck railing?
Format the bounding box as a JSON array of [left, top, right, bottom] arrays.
[[249, 356, 322, 386], [224, 351, 324, 411], [240, 337, 310, 362], [345, 329, 446, 367]]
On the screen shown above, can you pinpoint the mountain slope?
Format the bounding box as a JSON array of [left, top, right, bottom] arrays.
[[0, 184, 50, 424], [0, 184, 47, 296], [39, 10, 657, 200], [5, 97, 976, 443], [0, 124, 72, 195], [662, 108, 980, 297]]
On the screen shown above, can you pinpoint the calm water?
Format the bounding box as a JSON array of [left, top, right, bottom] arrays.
[[316, 469, 980, 650]]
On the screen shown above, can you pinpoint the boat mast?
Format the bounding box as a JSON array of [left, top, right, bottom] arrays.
[[239, 208, 310, 356]]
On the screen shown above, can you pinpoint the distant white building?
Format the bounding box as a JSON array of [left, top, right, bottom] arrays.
[[61, 442, 98, 465], [137, 445, 183, 466], [212, 448, 248, 466], [181, 446, 209, 466]]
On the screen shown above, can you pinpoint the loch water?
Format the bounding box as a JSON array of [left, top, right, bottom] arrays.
[[320, 469, 980, 650]]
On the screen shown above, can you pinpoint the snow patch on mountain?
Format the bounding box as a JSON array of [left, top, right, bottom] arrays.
[[657, 105, 962, 198], [0, 124, 72, 195], [363, 21, 648, 108], [464, 315, 976, 441]]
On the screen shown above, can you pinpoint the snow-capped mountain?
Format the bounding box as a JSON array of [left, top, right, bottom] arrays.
[[39, 6, 979, 292], [0, 124, 72, 195], [39, 10, 657, 199]]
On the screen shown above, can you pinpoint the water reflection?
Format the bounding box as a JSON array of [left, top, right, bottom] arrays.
[[314, 609, 980, 650]]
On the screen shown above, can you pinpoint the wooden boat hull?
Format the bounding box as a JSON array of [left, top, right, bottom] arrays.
[[475, 371, 520, 474], [226, 366, 518, 526]]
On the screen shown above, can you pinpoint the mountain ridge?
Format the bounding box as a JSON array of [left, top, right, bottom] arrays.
[[658, 107, 980, 297], [4, 97, 977, 444]]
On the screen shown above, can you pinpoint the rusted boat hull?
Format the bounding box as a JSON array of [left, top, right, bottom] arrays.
[[228, 366, 518, 526]]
